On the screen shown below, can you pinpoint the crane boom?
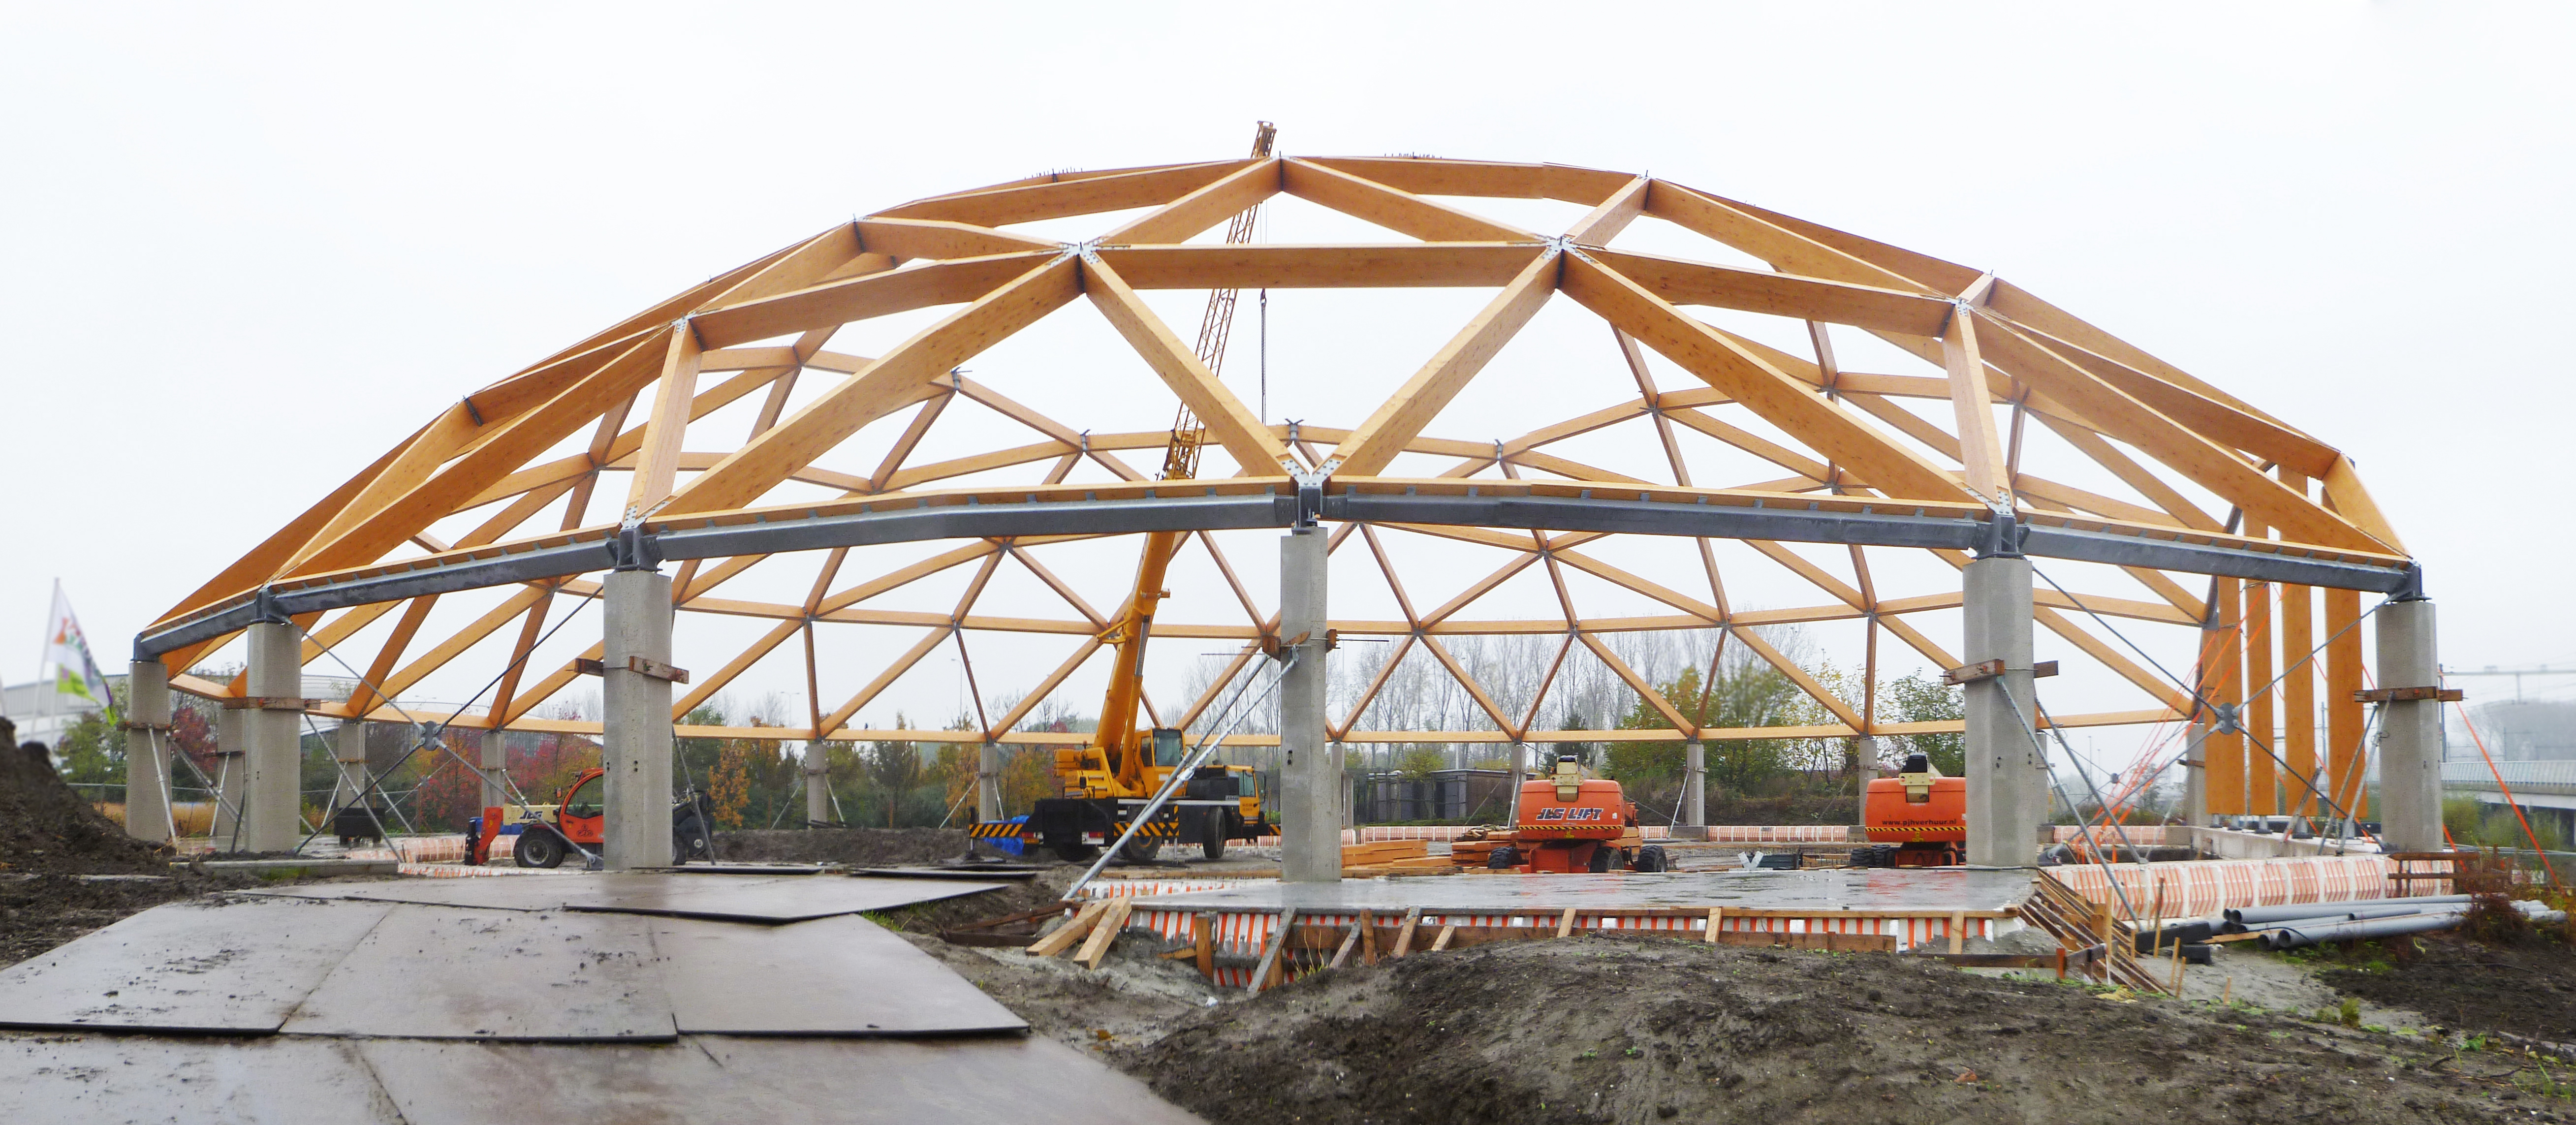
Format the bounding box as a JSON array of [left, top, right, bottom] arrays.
[[1090, 121, 1276, 794]]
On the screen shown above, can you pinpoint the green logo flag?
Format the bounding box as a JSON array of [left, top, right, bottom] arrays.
[[43, 581, 114, 719]]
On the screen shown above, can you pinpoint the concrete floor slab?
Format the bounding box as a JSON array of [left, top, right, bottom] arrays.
[[352, 1035, 1203, 1125], [249, 872, 1002, 922], [692, 1034, 1208, 1124], [0, 898, 390, 1033], [282, 905, 674, 1041], [1130, 868, 2036, 915], [652, 914, 1026, 1036], [0, 1031, 404, 1124]]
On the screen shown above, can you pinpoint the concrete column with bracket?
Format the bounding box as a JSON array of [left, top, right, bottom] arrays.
[[241, 619, 305, 853], [602, 556, 677, 871], [2181, 722, 2207, 826], [331, 720, 369, 815], [1962, 547, 2040, 868], [474, 729, 508, 812], [212, 707, 245, 847], [2375, 596, 2443, 852], [974, 741, 1002, 825], [1277, 525, 1338, 884], [1680, 738, 1706, 838], [809, 742, 836, 827], [123, 658, 171, 844]]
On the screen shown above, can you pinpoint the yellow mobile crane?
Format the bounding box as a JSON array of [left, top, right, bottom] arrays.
[[1021, 123, 1277, 863]]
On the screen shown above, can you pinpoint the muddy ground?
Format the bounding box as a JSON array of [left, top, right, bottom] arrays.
[[2322, 931, 2576, 1043], [1108, 937, 2568, 1125], [0, 720, 167, 878], [0, 719, 341, 968]]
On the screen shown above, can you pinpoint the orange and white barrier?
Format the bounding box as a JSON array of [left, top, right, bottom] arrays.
[[2043, 854, 2449, 917], [1114, 904, 2000, 982]]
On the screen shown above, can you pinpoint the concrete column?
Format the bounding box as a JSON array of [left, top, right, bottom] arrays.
[[602, 567, 676, 870], [973, 741, 1001, 824], [1853, 735, 1880, 835], [475, 729, 508, 812], [124, 659, 171, 844], [807, 743, 835, 826], [212, 708, 245, 846], [241, 621, 304, 853], [1277, 527, 1338, 883], [332, 721, 369, 811], [1680, 738, 1706, 839], [1962, 555, 2040, 867], [2375, 598, 2443, 852], [2181, 722, 2207, 825], [1333, 742, 1353, 829]]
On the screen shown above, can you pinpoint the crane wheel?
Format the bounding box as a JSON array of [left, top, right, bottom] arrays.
[[1118, 836, 1162, 864], [515, 830, 566, 869], [1049, 841, 1099, 864], [1201, 813, 1230, 860]]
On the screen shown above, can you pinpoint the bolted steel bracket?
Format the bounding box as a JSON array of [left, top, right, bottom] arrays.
[[606, 524, 663, 572], [1292, 470, 1328, 528], [1975, 509, 2025, 559], [251, 588, 291, 626]]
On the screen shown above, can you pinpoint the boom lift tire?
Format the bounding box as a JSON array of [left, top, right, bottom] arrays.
[[1634, 844, 1668, 873], [515, 828, 567, 869], [1486, 844, 1520, 870], [1588, 845, 1615, 874]]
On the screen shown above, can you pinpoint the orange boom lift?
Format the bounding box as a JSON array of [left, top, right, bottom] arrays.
[[1853, 751, 1967, 866], [1478, 754, 1670, 874]]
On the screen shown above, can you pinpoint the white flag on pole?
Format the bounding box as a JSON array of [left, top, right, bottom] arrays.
[[43, 581, 114, 715]]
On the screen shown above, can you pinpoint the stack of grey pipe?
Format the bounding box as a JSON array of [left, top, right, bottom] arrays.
[[2209, 896, 2567, 951]]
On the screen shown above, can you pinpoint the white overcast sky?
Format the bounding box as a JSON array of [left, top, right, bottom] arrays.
[[4, 2, 2573, 732]]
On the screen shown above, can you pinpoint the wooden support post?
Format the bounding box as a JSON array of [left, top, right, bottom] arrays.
[[1359, 909, 1379, 966], [1328, 921, 1363, 969], [1705, 906, 1724, 944], [1431, 924, 1457, 951], [2325, 588, 2367, 819], [1391, 906, 1423, 957], [1949, 909, 1966, 955], [1074, 898, 1132, 970], [1556, 906, 1579, 938], [1249, 907, 1297, 994], [1193, 912, 1216, 980], [2244, 571, 2277, 815], [2207, 576, 2247, 816], [1026, 901, 1108, 958]]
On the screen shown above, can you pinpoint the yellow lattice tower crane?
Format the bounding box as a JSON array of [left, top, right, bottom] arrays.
[[1018, 122, 1278, 863]]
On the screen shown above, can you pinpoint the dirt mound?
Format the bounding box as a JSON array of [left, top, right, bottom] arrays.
[[0, 720, 167, 876], [1116, 935, 2523, 1124], [0, 873, 208, 968], [2322, 934, 2576, 1041], [713, 825, 996, 867]]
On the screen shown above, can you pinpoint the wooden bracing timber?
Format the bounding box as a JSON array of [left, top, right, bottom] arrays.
[[143, 148, 2410, 759]]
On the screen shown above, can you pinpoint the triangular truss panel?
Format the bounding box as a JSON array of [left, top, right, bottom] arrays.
[[145, 149, 2414, 753]]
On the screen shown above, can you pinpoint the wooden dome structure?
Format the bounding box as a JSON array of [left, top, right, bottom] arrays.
[[136, 148, 2416, 812]]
